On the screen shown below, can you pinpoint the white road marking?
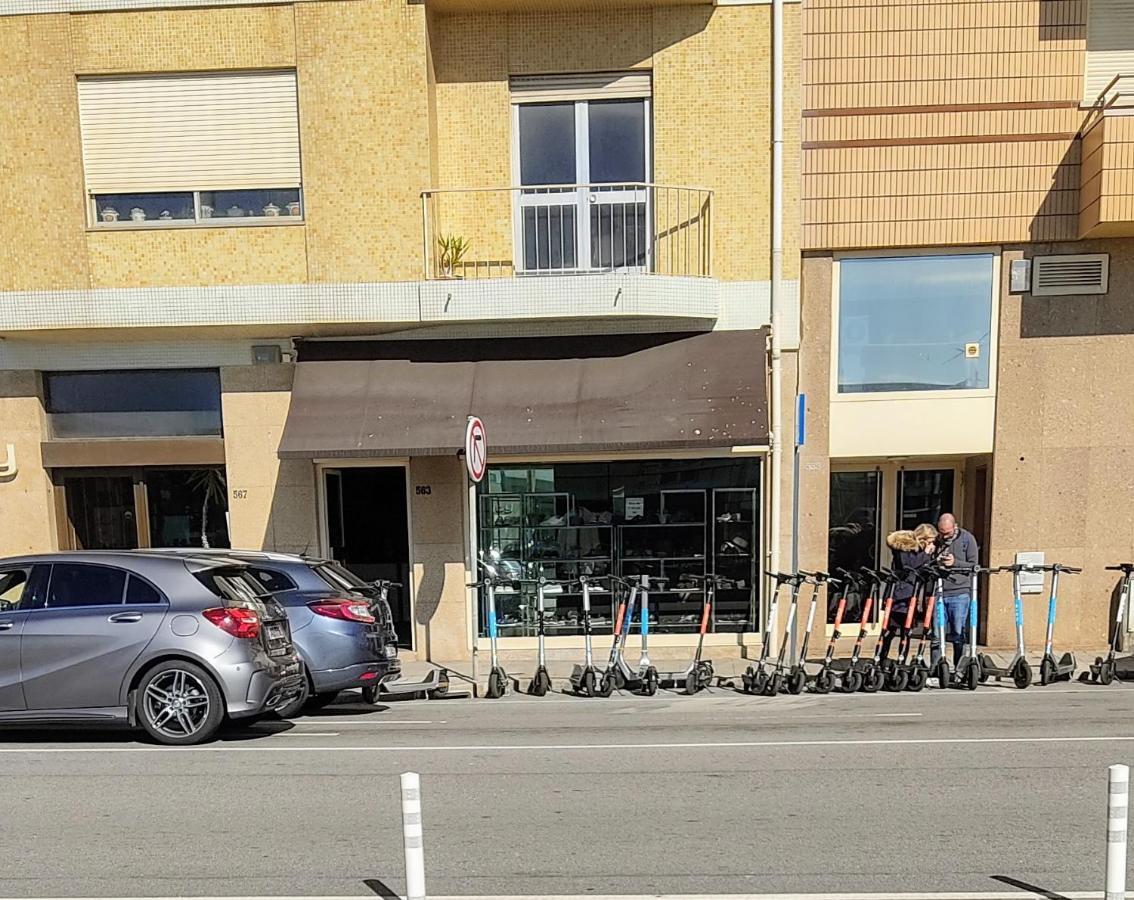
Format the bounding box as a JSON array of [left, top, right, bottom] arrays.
[[293, 720, 436, 726], [1, 734, 1132, 753], [278, 732, 339, 737]]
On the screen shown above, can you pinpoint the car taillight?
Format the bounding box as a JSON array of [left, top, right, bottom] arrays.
[[309, 599, 375, 624], [203, 606, 261, 640]]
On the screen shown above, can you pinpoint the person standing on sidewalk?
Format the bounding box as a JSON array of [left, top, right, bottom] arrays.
[[936, 512, 979, 665], [880, 523, 936, 663]]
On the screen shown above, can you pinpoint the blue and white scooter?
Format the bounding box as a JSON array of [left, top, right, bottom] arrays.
[[977, 565, 1033, 689], [951, 565, 983, 690], [471, 551, 511, 699], [600, 576, 659, 696], [1031, 562, 1081, 684]]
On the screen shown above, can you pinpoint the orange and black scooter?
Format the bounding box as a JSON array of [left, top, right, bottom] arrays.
[[903, 569, 942, 692], [884, 572, 930, 691], [857, 567, 897, 693], [838, 568, 884, 693], [813, 569, 856, 693], [783, 570, 839, 695]]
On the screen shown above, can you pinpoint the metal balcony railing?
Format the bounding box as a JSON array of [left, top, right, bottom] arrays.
[[421, 183, 713, 280]]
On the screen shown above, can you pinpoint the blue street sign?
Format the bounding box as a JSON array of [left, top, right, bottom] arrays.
[[796, 393, 806, 447]]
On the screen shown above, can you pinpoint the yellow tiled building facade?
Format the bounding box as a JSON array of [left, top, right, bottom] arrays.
[[0, 0, 800, 664]]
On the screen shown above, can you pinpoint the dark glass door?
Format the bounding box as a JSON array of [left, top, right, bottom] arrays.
[[896, 469, 955, 533], [64, 475, 139, 549], [827, 470, 881, 623]]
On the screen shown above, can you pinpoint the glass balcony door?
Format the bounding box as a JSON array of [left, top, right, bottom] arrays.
[[514, 97, 650, 274]]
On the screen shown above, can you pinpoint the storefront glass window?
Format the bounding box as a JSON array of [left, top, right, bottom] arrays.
[[837, 254, 995, 394], [476, 459, 761, 637], [828, 471, 880, 624]]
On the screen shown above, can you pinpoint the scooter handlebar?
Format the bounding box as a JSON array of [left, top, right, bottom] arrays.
[[1106, 564, 1134, 573]]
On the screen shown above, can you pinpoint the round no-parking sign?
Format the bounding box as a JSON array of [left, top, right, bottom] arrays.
[[465, 416, 487, 483]]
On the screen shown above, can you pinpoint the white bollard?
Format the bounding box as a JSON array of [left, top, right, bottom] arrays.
[[400, 772, 426, 900], [1107, 764, 1129, 900]]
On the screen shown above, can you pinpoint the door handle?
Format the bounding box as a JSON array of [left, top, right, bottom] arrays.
[[0, 622, 12, 631], [108, 612, 143, 624]]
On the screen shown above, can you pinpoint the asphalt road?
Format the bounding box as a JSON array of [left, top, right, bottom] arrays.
[[2, 681, 1134, 898]]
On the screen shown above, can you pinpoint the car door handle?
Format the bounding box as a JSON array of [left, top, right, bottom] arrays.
[[0, 622, 12, 631], [108, 612, 143, 623]]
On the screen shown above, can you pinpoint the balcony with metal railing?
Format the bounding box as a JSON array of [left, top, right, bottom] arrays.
[[421, 183, 713, 280]]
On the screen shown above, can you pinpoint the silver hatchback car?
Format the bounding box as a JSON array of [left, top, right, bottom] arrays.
[[0, 552, 304, 745]]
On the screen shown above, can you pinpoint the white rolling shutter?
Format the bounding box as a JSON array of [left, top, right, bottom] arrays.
[[510, 71, 651, 104], [1085, 0, 1134, 104], [77, 70, 301, 194]]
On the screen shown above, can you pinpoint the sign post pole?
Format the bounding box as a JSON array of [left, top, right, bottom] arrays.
[[789, 393, 804, 664]]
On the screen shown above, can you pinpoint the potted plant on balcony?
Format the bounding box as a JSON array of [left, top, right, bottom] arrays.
[[437, 233, 470, 279]]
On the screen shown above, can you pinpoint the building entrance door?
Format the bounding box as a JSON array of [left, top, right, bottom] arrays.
[[63, 474, 140, 549], [323, 466, 413, 648]]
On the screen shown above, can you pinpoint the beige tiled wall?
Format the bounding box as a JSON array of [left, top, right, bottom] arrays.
[[803, 0, 1088, 249], [0, 373, 56, 557], [1080, 114, 1134, 238], [408, 455, 470, 660], [220, 364, 318, 556]]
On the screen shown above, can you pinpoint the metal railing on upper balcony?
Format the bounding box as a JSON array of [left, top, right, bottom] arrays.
[[421, 183, 713, 280]]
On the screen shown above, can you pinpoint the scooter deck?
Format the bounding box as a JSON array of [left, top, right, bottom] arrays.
[[380, 667, 468, 699]]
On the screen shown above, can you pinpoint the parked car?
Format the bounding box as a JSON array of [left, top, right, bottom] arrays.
[[146, 550, 400, 717], [0, 552, 304, 745]]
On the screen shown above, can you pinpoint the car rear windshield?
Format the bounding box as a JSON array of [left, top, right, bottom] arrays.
[[313, 562, 369, 593], [193, 567, 269, 607]]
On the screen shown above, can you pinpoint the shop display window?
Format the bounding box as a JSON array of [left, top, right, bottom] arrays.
[[476, 459, 761, 637]]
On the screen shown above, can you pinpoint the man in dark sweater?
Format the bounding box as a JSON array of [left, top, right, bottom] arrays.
[[936, 512, 979, 664]]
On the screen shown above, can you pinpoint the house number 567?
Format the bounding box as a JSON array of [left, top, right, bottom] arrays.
[[232, 489, 248, 500]]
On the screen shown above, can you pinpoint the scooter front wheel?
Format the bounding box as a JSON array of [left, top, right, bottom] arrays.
[[934, 660, 951, 689], [1100, 658, 1117, 685], [1012, 658, 1032, 689], [763, 673, 782, 696], [749, 669, 769, 695], [787, 668, 806, 695], [1040, 656, 1056, 686], [685, 671, 701, 695], [964, 660, 980, 691], [890, 668, 909, 692], [813, 667, 836, 694], [642, 667, 659, 696], [840, 669, 862, 693], [486, 670, 506, 699], [862, 665, 885, 693], [907, 666, 928, 692], [529, 669, 551, 697], [582, 669, 597, 698], [598, 672, 615, 697]]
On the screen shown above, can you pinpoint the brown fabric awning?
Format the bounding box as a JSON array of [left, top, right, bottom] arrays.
[[278, 329, 768, 459]]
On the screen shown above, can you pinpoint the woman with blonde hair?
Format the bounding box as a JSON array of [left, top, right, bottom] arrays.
[[879, 523, 937, 663]]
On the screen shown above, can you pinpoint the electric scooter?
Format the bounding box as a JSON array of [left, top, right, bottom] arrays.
[[924, 566, 953, 689], [655, 573, 722, 694], [601, 576, 659, 696], [568, 575, 604, 697], [783, 571, 836, 695], [1031, 562, 1082, 684], [743, 571, 797, 695], [526, 577, 554, 696], [901, 569, 943, 693], [950, 565, 983, 691], [763, 571, 807, 696], [838, 567, 882, 693], [1089, 564, 1134, 685], [858, 568, 896, 693], [977, 565, 1033, 689], [884, 574, 925, 691], [813, 569, 855, 694], [469, 553, 512, 699]]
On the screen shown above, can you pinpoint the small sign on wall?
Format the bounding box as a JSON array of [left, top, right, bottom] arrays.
[[625, 497, 645, 520], [1016, 551, 1045, 594]]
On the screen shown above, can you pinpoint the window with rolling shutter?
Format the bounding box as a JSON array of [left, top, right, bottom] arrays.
[[509, 72, 652, 104], [1085, 0, 1134, 105], [77, 70, 303, 227]]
